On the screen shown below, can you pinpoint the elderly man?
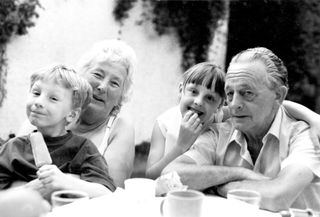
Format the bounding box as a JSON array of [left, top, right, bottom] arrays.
[[163, 47, 320, 212]]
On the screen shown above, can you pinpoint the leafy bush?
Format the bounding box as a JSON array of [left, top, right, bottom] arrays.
[[113, 0, 227, 70], [0, 0, 40, 107], [227, 0, 320, 111]]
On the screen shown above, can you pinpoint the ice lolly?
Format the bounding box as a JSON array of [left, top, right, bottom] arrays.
[[30, 132, 52, 167]]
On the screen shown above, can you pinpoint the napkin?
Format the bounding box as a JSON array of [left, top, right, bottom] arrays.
[[155, 171, 188, 196]]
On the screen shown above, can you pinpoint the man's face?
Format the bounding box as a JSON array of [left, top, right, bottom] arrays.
[[224, 60, 279, 137]]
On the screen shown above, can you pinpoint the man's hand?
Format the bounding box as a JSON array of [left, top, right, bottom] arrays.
[[216, 170, 269, 197], [176, 111, 203, 152], [216, 181, 237, 197]]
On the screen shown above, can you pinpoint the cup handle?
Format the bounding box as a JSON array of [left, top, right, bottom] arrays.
[[160, 198, 166, 216]]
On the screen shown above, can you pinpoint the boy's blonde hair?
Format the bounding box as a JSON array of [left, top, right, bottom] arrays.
[[30, 64, 92, 111], [182, 62, 225, 98], [76, 39, 137, 115]]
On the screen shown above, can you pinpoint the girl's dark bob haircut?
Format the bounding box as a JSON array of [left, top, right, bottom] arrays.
[[182, 62, 225, 98]]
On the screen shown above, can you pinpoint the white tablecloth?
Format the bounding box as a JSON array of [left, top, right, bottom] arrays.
[[47, 189, 280, 217]]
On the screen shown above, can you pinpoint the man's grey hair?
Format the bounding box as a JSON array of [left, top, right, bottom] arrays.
[[228, 47, 288, 89]]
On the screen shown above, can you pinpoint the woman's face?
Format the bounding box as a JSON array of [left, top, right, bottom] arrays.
[[81, 60, 127, 121]]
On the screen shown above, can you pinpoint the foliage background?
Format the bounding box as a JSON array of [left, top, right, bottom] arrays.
[[113, 0, 227, 70], [227, 0, 320, 112], [114, 0, 320, 113], [0, 0, 40, 108]]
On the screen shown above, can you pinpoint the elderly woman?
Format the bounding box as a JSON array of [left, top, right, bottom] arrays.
[[18, 39, 136, 188], [71, 39, 136, 187]]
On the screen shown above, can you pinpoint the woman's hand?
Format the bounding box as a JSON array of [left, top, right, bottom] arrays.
[[0, 188, 51, 217], [176, 111, 203, 153], [25, 178, 52, 200]]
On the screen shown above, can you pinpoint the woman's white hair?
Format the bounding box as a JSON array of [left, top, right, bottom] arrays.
[[76, 39, 137, 114]]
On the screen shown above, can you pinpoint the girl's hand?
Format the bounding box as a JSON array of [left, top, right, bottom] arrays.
[[37, 165, 70, 191], [176, 111, 203, 153]]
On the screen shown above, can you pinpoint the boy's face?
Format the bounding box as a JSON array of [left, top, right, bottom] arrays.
[[26, 79, 74, 137], [179, 83, 223, 125]]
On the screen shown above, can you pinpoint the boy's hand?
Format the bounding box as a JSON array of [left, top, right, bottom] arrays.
[[37, 165, 70, 191], [177, 111, 203, 152]]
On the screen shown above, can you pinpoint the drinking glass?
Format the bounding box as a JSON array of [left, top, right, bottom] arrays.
[[51, 190, 89, 209], [227, 189, 261, 208], [160, 189, 204, 217]]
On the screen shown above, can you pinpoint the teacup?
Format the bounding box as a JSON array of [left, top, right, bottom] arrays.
[[160, 189, 204, 217], [51, 190, 89, 208]]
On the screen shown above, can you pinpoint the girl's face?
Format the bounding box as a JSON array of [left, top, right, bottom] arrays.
[[26, 79, 74, 136], [81, 60, 127, 120], [179, 83, 223, 125]]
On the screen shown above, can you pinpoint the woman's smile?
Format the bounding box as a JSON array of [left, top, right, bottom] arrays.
[[92, 94, 105, 103]]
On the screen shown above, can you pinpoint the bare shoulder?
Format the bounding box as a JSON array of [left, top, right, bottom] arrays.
[[112, 115, 134, 133], [109, 115, 134, 145]]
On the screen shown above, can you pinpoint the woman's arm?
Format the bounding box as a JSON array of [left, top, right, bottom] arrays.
[[0, 187, 51, 217], [283, 100, 320, 123], [105, 117, 135, 188], [283, 100, 320, 147]]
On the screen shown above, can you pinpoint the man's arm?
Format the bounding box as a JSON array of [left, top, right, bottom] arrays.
[[163, 154, 268, 191], [217, 164, 315, 212]]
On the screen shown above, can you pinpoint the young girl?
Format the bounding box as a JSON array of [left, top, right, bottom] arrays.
[[146, 62, 226, 179], [146, 62, 320, 180]]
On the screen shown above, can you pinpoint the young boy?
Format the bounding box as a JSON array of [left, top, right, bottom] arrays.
[[0, 65, 115, 199], [146, 62, 226, 179]]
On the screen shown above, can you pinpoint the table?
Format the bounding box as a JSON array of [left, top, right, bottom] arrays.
[[47, 189, 280, 217]]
